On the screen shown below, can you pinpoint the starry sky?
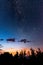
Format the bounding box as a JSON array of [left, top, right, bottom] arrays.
[[0, 0, 43, 51]]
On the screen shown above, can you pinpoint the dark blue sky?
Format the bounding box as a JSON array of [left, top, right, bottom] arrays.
[[0, 0, 43, 50]]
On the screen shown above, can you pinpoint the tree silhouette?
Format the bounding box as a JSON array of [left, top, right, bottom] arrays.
[[0, 48, 43, 65]]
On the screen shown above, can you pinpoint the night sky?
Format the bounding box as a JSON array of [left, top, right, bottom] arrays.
[[0, 0, 43, 51]]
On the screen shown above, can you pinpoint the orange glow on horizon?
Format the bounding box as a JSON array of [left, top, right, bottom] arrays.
[[0, 48, 43, 56]]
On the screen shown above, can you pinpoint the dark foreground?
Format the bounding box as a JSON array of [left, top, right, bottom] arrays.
[[0, 48, 43, 65]]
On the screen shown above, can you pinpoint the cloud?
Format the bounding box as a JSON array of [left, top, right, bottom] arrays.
[[0, 44, 3, 48], [6, 38, 15, 42], [0, 39, 4, 41], [18, 39, 31, 43]]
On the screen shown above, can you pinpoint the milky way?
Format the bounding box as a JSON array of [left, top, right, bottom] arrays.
[[0, 0, 43, 50]]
